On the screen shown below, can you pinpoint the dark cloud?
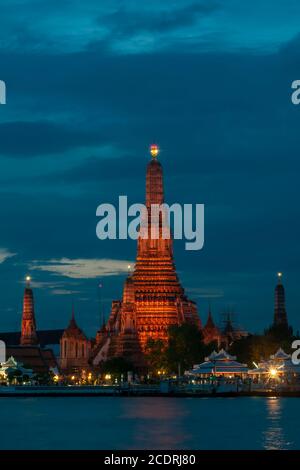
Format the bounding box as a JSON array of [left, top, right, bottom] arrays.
[[98, 2, 220, 37], [1, 3, 300, 333], [0, 121, 109, 157]]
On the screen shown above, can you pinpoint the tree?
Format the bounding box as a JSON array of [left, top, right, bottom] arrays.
[[100, 357, 134, 381], [166, 323, 205, 374], [144, 338, 168, 374], [6, 368, 23, 385], [230, 327, 298, 365]]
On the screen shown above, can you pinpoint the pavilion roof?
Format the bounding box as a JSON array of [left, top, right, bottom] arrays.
[[188, 349, 248, 375], [188, 360, 248, 375], [270, 348, 291, 360]]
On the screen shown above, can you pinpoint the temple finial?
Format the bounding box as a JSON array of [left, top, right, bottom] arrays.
[[277, 272, 283, 284], [25, 275, 31, 287], [150, 144, 159, 159]]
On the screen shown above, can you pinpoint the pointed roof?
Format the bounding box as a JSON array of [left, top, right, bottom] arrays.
[[205, 307, 217, 330], [223, 316, 234, 334], [63, 308, 87, 340], [207, 349, 237, 361], [271, 348, 291, 360], [189, 349, 247, 375], [207, 350, 218, 360]]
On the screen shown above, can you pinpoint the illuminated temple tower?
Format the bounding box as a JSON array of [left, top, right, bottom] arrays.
[[20, 276, 38, 346], [93, 146, 201, 367]]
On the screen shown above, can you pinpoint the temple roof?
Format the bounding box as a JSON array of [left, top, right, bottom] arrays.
[[270, 348, 291, 360], [205, 310, 214, 328], [203, 309, 220, 334], [206, 349, 237, 362], [4, 346, 57, 374], [62, 312, 87, 340], [0, 329, 64, 347], [188, 349, 248, 375]]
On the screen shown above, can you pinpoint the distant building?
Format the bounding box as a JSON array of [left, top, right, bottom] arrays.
[[0, 356, 34, 384], [0, 279, 61, 373], [186, 349, 248, 377], [221, 313, 248, 346], [249, 348, 300, 385], [21, 276, 38, 346], [202, 308, 222, 347], [3, 346, 57, 375], [60, 310, 91, 373], [273, 273, 289, 329]]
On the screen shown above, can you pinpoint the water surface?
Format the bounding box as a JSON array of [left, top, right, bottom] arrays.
[[0, 396, 298, 449]]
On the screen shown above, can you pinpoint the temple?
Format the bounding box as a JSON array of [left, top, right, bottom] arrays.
[[202, 307, 222, 347], [273, 272, 288, 329], [0, 277, 60, 374], [60, 309, 91, 373], [20, 276, 38, 346], [93, 146, 201, 367]]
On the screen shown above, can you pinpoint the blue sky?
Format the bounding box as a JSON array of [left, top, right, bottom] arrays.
[[0, 0, 300, 336]]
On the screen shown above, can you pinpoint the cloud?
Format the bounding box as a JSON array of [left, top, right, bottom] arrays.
[[0, 121, 106, 158], [186, 287, 224, 299], [30, 257, 133, 279], [51, 289, 81, 296], [19, 280, 64, 289], [42, 155, 143, 184], [100, 2, 220, 37], [0, 248, 16, 264]]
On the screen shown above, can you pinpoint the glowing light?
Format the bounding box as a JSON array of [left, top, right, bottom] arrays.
[[71, 375, 75, 381], [269, 368, 278, 377], [26, 276, 31, 282], [105, 374, 111, 380], [278, 272, 282, 278], [53, 375, 59, 381], [150, 144, 159, 158]]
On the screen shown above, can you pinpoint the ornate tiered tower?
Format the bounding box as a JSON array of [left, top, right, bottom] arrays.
[[20, 276, 38, 346], [93, 146, 201, 366], [273, 272, 288, 328]]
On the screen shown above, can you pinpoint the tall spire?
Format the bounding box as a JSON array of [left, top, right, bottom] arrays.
[[205, 305, 215, 329], [137, 144, 172, 257], [146, 144, 164, 209], [69, 303, 78, 329], [20, 276, 38, 346], [273, 272, 288, 328], [203, 305, 222, 346]]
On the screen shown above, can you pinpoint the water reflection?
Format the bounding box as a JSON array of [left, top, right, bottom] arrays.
[[120, 397, 190, 449], [263, 398, 288, 449]]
